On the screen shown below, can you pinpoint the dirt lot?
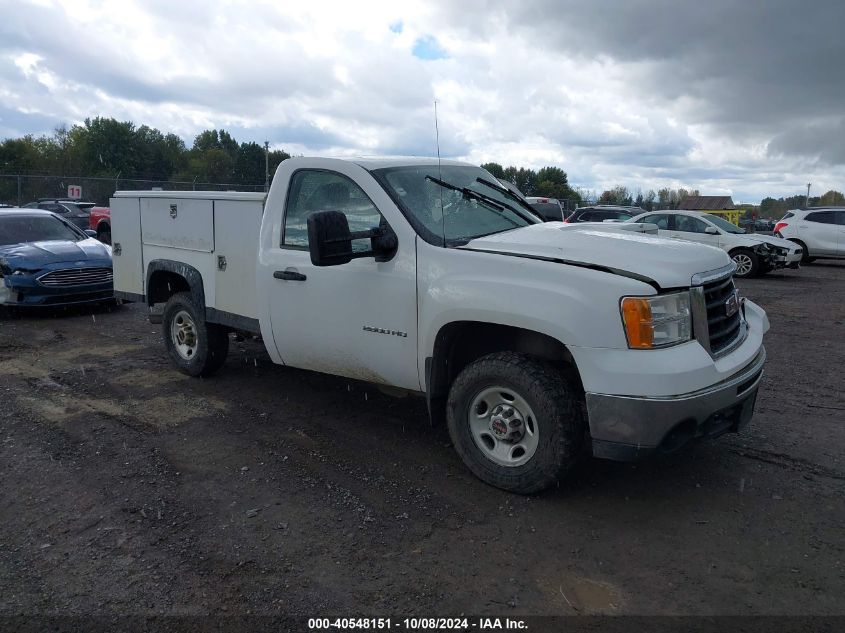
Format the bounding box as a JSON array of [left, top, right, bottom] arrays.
[[1, 263, 843, 619]]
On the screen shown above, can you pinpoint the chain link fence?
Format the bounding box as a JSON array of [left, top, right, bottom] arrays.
[[0, 174, 266, 207]]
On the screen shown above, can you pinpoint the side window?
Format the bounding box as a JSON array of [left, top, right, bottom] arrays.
[[675, 215, 708, 233], [836, 211, 845, 226], [806, 211, 836, 224], [282, 170, 385, 251], [578, 211, 593, 221], [642, 214, 670, 229], [40, 203, 65, 213]]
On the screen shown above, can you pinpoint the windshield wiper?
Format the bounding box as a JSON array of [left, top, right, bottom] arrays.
[[425, 175, 522, 228], [475, 177, 544, 222]]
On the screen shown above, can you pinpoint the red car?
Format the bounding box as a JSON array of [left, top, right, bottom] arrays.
[[88, 206, 111, 244]]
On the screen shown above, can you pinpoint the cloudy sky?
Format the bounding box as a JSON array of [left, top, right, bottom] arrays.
[[1, 0, 843, 203]]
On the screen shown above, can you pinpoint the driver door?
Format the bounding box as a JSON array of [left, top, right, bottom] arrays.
[[265, 168, 420, 391]]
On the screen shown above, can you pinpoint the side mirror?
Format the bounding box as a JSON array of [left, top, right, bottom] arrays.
[[84, 229, 97, 238], [307, 210, 397, 267], [705, 226, 719, 235]]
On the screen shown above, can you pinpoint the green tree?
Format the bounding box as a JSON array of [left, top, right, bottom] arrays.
[[818, 190, 845, 206], [480, 162, 505, 179], [75, 117, 139, 177], [599, 185, 631, 205]]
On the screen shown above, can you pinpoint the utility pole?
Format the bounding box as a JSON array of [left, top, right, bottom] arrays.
[[806, 182, 811, 208], [264, 141, 270, 193]]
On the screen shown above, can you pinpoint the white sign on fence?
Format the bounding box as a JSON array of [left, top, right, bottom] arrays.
[[67, 185, 82, 199]]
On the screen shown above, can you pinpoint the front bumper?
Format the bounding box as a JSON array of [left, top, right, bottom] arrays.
[[770, 249, 802, 269], [587, 347, 766, 461], [1, 275, 113, 307]]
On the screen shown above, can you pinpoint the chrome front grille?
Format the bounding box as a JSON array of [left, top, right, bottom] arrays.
[[697, 274, 743, 356], [37, 267, 113, 287]]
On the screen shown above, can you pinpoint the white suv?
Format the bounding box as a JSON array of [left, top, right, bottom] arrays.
[[627, 210, 803, 277], [774, 208, 845, 262]]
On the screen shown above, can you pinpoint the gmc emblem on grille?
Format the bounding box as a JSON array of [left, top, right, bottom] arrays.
[[725, 292, 739, 317]]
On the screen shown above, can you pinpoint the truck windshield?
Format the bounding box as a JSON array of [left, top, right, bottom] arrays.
[[371, 165, 540, 246]]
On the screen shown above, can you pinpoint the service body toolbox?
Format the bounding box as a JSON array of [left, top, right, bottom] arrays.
[[111, 190, 265, 330]]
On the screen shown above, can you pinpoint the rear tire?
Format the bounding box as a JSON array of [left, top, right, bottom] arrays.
[[730, 248, 759, 278], [97, 227, 111, 245], [446, 351, 586, 494], [162, 292, 229, 377]]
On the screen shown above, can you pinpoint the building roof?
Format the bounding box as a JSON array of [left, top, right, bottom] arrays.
[[678, 195, 735, 210]]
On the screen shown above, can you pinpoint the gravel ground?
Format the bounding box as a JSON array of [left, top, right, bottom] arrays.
[[0, 262, 843, 620]]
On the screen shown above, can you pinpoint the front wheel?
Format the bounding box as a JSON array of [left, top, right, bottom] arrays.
[[446, 352, 586, 494], [162, 292, 229, 377], [730, 249, 759, 278]]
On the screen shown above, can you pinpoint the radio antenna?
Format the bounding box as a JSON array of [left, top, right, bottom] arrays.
[[434, 99, 445, 246]]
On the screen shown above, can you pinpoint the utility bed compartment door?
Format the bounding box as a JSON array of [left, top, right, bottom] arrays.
[[213, 200, 263, 319], [110, 197, 143, 295], [141, 198, 214, 252]]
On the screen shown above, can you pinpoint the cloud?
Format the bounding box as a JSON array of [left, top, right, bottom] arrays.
[[0, 0, 842, 202]]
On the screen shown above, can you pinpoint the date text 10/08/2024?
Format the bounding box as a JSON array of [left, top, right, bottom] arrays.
[[308, 618, 528, 630]]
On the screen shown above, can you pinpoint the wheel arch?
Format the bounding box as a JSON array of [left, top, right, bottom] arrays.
[[146, 260, 205, 309], [786, 238, 810, 259], [425, 321, 581, 424]]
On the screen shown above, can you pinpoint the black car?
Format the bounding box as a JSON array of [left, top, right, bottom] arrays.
[[525, 196, 566, 221], [565, 205, 641, 223], [22, 199, 95, 230]]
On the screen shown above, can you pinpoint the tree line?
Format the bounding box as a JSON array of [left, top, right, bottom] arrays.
[[760, 191, 845, 218], [481, 162, 703, 211], [1, 117, 841, 215], [0, 117, 291, 203]]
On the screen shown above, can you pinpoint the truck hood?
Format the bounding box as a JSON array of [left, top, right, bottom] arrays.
[[463, 223, 731, 289], [0, 238, 111, 271]]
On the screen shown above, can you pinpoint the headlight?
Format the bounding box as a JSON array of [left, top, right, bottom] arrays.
[[620, 291, 692, 349]]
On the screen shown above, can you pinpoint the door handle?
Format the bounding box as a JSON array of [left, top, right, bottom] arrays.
[[274, 270, 307, 281]]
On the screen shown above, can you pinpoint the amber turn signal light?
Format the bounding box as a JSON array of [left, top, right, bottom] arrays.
[[621, 297, 654, 349]]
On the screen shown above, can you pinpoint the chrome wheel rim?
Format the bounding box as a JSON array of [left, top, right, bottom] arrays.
[[171, 310, 198, 360], [468, 386, 539, 467], [732, 253, 753, 276]]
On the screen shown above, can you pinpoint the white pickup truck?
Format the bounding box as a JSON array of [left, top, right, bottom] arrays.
[[111, 157, 769, 493]]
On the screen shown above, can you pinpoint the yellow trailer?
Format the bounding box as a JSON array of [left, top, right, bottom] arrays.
[[703, 209, 742, 226]]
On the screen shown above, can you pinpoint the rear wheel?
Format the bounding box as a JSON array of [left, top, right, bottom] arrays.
[[730, 248, 759, 278], [97, 225, 111, 245], [788, 239, 811, 263], [162, 292, 229, 377], [446, 351, 585, 494]]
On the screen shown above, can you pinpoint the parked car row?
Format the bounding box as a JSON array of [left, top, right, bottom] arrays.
[[517, 199, 839, 279], [23, 198, 96, 230], [624, 210, 802, 277]]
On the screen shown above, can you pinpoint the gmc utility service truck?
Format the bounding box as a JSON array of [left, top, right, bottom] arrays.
[[111, 157, 768, 493]]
